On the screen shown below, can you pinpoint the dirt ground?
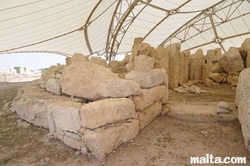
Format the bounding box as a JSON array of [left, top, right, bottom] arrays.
[[0, 82, 250, 166]]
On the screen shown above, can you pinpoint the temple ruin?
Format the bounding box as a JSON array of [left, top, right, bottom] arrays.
[[10, 38, 250, 161]]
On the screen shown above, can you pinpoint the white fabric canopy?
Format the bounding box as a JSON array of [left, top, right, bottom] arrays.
[[0, 0, 250, 59]]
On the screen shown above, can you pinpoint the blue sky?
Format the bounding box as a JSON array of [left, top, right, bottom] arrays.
[[0, 53, 66, 70]]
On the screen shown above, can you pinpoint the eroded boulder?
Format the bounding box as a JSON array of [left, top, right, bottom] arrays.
[[46, 78, 61, 95], [60, 62, 119, 100], [125, 68, 166, 88]]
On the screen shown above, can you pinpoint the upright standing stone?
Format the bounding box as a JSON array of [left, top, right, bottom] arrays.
[[65, 57, 72, 66], [72, 53, 88, 64], [168, 43, 181, 89], [235, 68, 250, 151], [132, 37, 143, 50], [241, 38, 250, 68], [179, 51, 190, 84], [189, 49, 204, 80], [154, 47, 170, 74]]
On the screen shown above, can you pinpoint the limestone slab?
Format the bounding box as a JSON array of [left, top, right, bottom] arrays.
[[125, 68, 166, 88], [138, 101, 162, 130], [133, 55, 155, 71], [97, 79, 141, 98], [84, 119, 139, 160], [80, 98, 136, 129], [50, 102, 82, 133]]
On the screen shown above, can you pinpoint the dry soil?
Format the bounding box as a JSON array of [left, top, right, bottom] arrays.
[[0, 82, 250, 166]]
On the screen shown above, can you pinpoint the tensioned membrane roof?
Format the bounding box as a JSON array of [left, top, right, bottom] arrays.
[[0, 0, 250, 60]]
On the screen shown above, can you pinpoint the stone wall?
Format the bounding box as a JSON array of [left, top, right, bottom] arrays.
[[11, 51, 169, 161]]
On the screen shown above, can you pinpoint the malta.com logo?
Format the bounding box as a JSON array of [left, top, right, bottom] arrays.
[[190, 154, 246, 164]]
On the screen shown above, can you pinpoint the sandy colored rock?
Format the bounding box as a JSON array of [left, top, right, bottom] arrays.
[[211, 63, 224, 73], [125, 68, 166, 89], [231, 76, 238, 87], [11, 83, 83, 129], [49, 102, 82, 133], [133, 55, 155, 72], [138, 101, 162, 130], [153, 47, 170, 74], [189, 49, 204, 80], [241, 38, 250, 52], [64, 135, 81, 150], [217, 101, 229, 109], [60, 62, 119, 100], [168, 43, 181, 89], [89, 57, 107, 67], [84, 119, 139, 160], [235, 68, 250, 151], [179, 51, 190, 84], [226, 47, 245, 72], [132, 42, 151, 56], [97, 79, 141, 98], [65, 57, 72, 66], [45, 78, 61, 95], [80, 98, 136, 129], [139, 85, 167, 109], [209, 73, 224, 83], [40, 65, 64, 88], [72, 53, 88, 63], [217, 54, 232, 73]]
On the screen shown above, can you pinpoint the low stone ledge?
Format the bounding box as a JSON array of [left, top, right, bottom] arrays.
[[83, 119, 139, 160], [138, 101, 162, 130], [80, 98, 137, 129]]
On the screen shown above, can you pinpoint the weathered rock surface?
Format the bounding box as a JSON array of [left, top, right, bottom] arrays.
[[11, 83, 81, 129], [217, 54, 231, 73], [46, 78, 61, 95], [204, 78, 214, 87], [241, 38, 250, 52], [154, 47, 170, 74], [40, 65, 64, 88], [231, 76, 238, 87], [65, 57, 72, 66], [80, 98, 136, 129], [138, 101, 162, 130], [89, 57, 107, 67], [168, 43, 181, 89], [209, 73, 224, 83], [235, 68, 250, 151], [125, 68, 166, 88], [49, 102, 82, 133], [211, 63, 224, 73], [64, 135, 81, 150], [60, 62, 119, 100], [84, 119, 139, 160], [97, 79, 140, 98], [179, 51, 190, 84], [226, 47, 245, 72], [72, 53, 89, 63], [132, 85, 167, 111], [133, 55, 155, 71], [189, 49, 204, 81]]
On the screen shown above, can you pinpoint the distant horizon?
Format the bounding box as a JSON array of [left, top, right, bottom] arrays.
[[0, 53, 66, 70]]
